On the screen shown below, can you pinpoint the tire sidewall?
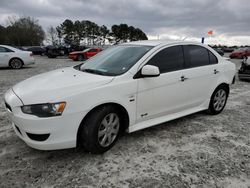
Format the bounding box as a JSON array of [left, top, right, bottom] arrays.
[[10, 59, 23, 69], [209, 86, 228, 115], [81, 106, 121, 153]]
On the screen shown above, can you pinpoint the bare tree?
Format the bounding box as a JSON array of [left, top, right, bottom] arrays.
[[47, 26, 59, 46]]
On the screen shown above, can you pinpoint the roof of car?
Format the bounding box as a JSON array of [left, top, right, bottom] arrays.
[[124, 39, 195, 47], [0, 45, 21, 51]]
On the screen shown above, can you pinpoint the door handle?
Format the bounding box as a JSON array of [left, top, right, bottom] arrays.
[[180, 76, 188, 82], [214, 69, 220, 74]]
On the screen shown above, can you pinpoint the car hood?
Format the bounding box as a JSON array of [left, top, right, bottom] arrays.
[[12, 67, 114, 104]]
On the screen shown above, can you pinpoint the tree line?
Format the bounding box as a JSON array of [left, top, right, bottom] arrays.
[[0, 17, 45, 46], [0, 16, 148, 47], [48, 19, 148, 46]]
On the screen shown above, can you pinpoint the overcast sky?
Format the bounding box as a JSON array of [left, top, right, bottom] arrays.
[[0, 0, 250, 45]]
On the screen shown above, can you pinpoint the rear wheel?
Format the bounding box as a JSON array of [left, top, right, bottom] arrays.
[[207, 85, 229, 115], [79, 105, 121, 153], [9, 58, 23, 69]]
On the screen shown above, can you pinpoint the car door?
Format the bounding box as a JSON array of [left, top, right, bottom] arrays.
[[86, 49, 98, 58], [181, 45, 221, 108], [136, 45, 190, 123], [0, 46, 11, 67]]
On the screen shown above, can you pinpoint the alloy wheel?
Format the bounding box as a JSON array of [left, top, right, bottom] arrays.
[[98, 113, 120, 147], [213, 89, 227, 111]]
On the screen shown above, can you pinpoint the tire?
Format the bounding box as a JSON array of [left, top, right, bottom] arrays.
[[9, 58, 23, 69], [207, 85, 229, 115], [79, 105, 121, 153]]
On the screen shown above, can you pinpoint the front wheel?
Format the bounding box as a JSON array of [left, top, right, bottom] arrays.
[[207, 85, 229, 115], [79, 105, 121, 153]]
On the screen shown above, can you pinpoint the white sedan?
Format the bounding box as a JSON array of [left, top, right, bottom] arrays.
[[0, 45, 35, 69], [4, 40, 236, 153]]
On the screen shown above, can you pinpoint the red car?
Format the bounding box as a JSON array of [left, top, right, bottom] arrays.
[[69, 48, 102, 61], [229, 48, 250, 59]]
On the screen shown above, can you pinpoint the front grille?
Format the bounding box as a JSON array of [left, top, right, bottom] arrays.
[[26, 132, 50, 141], [5, 102, 12, 112]]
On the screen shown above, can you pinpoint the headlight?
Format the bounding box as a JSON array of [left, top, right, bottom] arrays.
[[21, 102, 66, 117]]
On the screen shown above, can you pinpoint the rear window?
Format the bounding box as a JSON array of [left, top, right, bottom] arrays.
[[0, 47, 13, 52], [184, 45, 210, 68], [209, 51, 218, 64]]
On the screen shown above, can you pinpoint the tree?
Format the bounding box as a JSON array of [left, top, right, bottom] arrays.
[[0, 25, 6, 44], [4, 16, 45, 46], [99, 25, 110, 45], [47, 26, 59, 46], [111, 24, 147, 44], [59, 19, 78, 46], [57, 19, 147, 46]]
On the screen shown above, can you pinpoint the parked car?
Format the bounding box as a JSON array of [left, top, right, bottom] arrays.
[[230, 48, 250, 59], [238, 56, 250, 81], [26, 46, 46, 55], [0, 45, 35, 69], [45, 45, 64, 58], [4, 40, 235, 153], [222, 47, 235, 53], [213, 48, 224, 56], [69, 48, 102, 61]]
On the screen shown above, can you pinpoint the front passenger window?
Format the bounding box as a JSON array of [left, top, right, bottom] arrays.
[[147, 46, 184, 73]]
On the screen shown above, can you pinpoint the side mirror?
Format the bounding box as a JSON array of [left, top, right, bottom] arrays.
[[141, 65, 160, 77]]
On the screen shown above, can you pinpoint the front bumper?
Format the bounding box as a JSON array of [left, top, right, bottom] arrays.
[[4, 89, 85, 150]]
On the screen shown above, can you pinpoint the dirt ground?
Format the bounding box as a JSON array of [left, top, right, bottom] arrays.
[[0, 55, 249, 188]]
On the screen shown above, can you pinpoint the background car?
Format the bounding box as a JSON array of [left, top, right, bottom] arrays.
[[230, 48, 250, 59], [222, 47, 235, 53], [69, 48, 102, 61], [45, 45, 67, 58], [26, 46, 46, 56], [238, 56, 250, 80], [0, 45, 35, 69], [213, 48, 224, 56]]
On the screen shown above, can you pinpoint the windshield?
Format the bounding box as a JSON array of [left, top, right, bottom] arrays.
[[79, 45, 153, 76]]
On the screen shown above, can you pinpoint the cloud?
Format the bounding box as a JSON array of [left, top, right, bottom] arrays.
[[0, 0, 249, 45]]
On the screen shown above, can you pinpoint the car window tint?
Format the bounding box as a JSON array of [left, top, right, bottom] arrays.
[[185, 45, 210, 68], [0, 47, 7, 52], [147, 46, 184, 73], [209, 51, 218, 64]]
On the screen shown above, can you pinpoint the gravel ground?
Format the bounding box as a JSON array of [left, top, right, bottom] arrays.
[[0, 55, 250, 188]]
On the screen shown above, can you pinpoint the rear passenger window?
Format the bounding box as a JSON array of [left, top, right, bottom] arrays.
[[209, 51, 218, 64], [184, 45, 210, 68], [147, 46, 184, 73]]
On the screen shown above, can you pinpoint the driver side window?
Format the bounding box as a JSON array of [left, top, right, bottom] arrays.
[[147, 45, 184, 74]]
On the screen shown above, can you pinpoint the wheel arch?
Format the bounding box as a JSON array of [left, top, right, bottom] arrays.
[[76, 102, 130, 147], [212, 82, 230, 97]]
